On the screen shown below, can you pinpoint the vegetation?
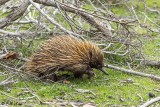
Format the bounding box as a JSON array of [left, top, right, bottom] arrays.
[[0, 0, 160, 106]]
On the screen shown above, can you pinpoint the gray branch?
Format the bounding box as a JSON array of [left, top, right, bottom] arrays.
[[29, 0, 82, 38], [32, 0, 137, 45], [140, 97, 160, 107], [33, 0, 112, 38], [105, 64, 160, 81], [0, 0, 11, 6], [0, 0, 30, 28]]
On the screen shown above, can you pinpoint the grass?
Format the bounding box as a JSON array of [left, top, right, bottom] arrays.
[[0, 68, 160, 106], [1, 60, 160, 106], [143, 35, 160, 61]]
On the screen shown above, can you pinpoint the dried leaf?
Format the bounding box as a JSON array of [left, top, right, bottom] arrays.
[[1, 51, 19, 60], [62, 80, 70, 84]]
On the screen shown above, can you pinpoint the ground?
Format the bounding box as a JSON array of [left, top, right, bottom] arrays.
[[0, 0, 160, 106]]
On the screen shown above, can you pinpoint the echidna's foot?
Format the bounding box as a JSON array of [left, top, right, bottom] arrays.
[[74, 71, 83, 78], [47, 74, 58, 82], [57, 74, 71, 81], [38, 72, 58, 82], [74, 70, 95, 79], [86, 70, 96, 79]]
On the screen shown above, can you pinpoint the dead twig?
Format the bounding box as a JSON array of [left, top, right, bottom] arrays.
[[154, 89, 160, 92], [75, 89, 96, 96], [33, 0, 136, 44], [29, 0, 82, 38], [0, 0, 11, 6], [0, 0, 30, 28], [0, 29, 21, 36], [140, 96, 160, 107], [142, 60, 160, 68], [0, 62, 21, 72], [0, 75, 16, 86], [0, 63, 43, 104], [137, 94, 143, 103], [105, 64, 160, 81], [0, 90, 18, 100]]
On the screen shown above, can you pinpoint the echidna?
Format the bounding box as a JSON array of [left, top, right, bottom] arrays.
[[26, 35, 108, 81]]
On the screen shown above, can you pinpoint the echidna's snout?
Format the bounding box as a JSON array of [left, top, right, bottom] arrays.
[[99, 67, 109, 75]]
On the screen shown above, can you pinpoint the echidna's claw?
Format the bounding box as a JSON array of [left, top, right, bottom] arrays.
[[99, 68, 109, 75]]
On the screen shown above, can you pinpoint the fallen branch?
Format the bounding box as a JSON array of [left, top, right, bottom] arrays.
[[0, 62, 43, 104], [143, 60, 160, 68], [0, 29, 21, 36], [0, 75, 16, 86], [33, 0, 137, 46], [0, 0, 30, 28], [105, 64, 160, 81], [0, 0, 11, 6], [0, 90, 18, 100], [29, 0, 81, 38], [144, 3, 160, 14], [0, 29, 51, 38], [140, 96, 160, 107]]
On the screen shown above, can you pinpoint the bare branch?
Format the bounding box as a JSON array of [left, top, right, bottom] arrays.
[[140, 97, 160, 107], [0, 75, 16, 86], [33, 0, 112, 38], [105, 64, 160, 81], [143, 60, 160, 68], [29, 0, 82, 38], [0, 29, 21, 36], [0, 0, 11, 6], [31, 0, 139, 46], [0, 90, 18, 100], [0, 0, 30, 28], [0, 29, 50, 38]]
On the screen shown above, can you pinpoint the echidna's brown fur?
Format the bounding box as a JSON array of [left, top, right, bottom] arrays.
[[26, 35, 108, 80]]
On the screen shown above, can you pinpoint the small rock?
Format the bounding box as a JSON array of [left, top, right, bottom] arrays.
[[83, 103, 95, 107], [148, 92, 155, 98], [108, 96, 114, 99]]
